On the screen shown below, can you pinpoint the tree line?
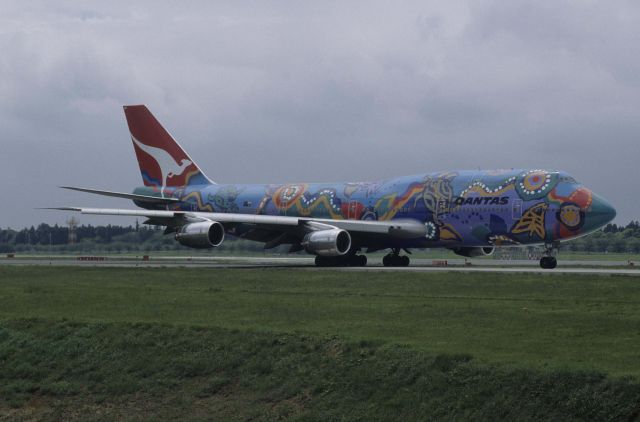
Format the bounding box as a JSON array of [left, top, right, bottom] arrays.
[[0, 223, 271, 254], [566, 221, 640, 253], [0, 221, 639, 254]]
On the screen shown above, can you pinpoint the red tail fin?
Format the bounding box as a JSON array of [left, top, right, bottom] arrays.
[[123, 105, 213, 189]]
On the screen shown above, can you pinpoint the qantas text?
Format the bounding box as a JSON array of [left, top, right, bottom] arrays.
[[448, 197, 510, 206]]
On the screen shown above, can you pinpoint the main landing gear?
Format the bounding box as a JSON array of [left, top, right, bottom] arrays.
[[540, 256, 557, 269], [315, 254, 367, 267], [539, 243, 558, 269], [382, 249, 410, 267]]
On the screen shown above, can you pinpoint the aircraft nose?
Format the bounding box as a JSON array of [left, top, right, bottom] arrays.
[[585, 194, 616, 231]]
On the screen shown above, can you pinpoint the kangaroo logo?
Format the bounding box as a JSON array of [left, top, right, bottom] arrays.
[[132, 135, 192, 196]]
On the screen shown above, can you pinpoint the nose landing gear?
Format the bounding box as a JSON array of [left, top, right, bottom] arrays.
[[539, 242, 559, 269], [540, 256, 557, 269]]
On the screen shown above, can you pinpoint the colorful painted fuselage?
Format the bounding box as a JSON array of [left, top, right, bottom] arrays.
[[133, 168, 616, 250]]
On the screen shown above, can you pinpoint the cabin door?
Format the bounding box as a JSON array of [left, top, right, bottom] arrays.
[[511, 199, 522, 220], [347, 201, 358, 220], [278, 201, 287, 216], [436, 199, 450, 222], [277, 191, 287, 216]]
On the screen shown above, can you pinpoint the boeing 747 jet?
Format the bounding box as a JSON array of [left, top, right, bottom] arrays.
[[51, 105, 616, 268]]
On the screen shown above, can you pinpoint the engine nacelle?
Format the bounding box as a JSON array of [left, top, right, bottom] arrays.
[[175, 221, 225, 249], [302, 229, 352, 257], [451, 246, 495, 258]]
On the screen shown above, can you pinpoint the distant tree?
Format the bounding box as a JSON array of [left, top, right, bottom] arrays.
[[14, 230, 27, 244], [582, 237, 595, 253], [626, 221, 640, 237], [628, 238, 640, 254], [0, 244, 15, 253], [28, 226, 37, 245], [595, 237, 611, 253], [567, 239, 582, 252], [3, 219, 640, 255], [611, 238, 627, 253]]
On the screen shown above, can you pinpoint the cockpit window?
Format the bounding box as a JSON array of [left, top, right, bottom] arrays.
[[559, 175, 578, 184]]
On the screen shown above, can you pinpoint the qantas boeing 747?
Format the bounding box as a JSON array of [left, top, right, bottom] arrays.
[[50, 105, 616, 268]]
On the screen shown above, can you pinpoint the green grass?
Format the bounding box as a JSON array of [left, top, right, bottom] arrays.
[[1, 319, 639, 421], [1, 266, 640, 377], [1, 266, 640, 420]]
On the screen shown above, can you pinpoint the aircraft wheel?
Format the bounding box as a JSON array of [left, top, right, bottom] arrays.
[[539, 257, 547, 269], [316, 255, 365, 267], [383, 254, 408, 267], [547, 256, 557, 269], [383, 254, 398, 267], [315, 256, 336, 267], [539, 256, 557, 269], [383, 254, 392, 267], [357, 255, 367, 267]]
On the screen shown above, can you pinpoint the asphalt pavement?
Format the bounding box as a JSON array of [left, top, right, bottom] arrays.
[[2, 255, 639, 276]]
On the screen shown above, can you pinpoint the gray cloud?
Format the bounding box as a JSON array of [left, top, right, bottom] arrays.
[[0, 0, 638, 228]]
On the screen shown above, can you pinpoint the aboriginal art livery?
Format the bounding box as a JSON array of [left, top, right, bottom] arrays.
[[53, 105, 616, 269]]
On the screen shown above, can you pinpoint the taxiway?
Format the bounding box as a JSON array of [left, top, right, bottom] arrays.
[[1, 255, 639, 276]]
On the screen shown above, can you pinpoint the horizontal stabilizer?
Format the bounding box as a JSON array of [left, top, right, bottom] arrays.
[[61, 186, 179, 204]]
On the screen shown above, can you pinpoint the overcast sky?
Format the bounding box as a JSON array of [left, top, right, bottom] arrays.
[[1, 0, 638, 228]]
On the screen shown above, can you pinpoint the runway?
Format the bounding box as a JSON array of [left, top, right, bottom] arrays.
[[1, 255, 639, 275]]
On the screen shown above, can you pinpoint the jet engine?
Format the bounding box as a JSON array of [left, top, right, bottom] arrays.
[[302, 229, 352, 257], [450, 246, 495, 258], [175, 221, 225, 249]]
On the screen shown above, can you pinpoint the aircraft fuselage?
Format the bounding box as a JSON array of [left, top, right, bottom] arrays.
[[134, 168, 616, 251]]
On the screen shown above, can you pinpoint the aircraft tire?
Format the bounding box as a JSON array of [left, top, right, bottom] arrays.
[[383, 254, 408, 267], [383, 254, 398, 267], [316, 255, 365, 267], [315, 256, 337, 267], [539, 256, 557, 269], [382, 255, 391, 267], [539, 257, 547, 269]]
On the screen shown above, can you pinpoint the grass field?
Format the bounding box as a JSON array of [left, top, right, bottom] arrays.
[[1, 266, 640, 420]]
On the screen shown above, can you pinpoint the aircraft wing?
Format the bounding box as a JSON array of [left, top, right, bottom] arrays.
[[47, 207, 427, 239]]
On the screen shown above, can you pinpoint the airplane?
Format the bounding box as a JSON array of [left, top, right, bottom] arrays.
[[49, 105, 617, 269]]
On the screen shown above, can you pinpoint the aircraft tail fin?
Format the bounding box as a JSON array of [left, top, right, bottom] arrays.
[[123, 105, 214, 189]]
